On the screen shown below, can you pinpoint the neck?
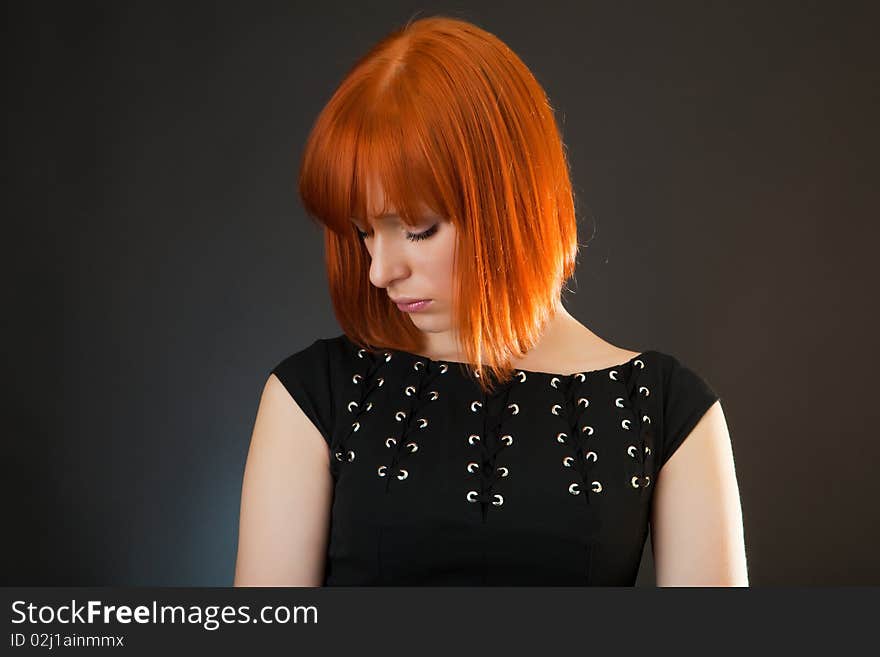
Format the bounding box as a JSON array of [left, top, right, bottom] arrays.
[[417, 298, 586, 364]]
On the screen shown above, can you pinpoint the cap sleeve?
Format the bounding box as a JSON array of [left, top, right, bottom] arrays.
[[269, 338, 335, 448], [660, 355, 720, 469]]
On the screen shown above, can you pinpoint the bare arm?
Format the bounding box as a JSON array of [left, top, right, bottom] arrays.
[[650, 400, 749, 586], [233, 374, 333, 586]]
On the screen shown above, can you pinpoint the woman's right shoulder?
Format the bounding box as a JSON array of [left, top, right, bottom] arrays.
[[266, 333, 351, 448], [269, 333, 352, 375]]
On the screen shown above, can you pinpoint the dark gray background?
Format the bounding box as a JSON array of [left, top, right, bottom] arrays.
[[5, 0, 878, 585]]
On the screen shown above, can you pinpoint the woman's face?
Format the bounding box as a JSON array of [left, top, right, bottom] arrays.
[[352, 182, 457, 332]]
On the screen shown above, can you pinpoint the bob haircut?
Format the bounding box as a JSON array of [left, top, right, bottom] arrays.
[[297, 14, 580, 395]]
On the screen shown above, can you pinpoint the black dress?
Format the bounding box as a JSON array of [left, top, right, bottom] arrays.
[[270, 333, 720, 586]]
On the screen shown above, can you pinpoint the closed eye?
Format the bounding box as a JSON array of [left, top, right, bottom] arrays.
[[355, 224, 439, 242], [406, 224, 438, 241]]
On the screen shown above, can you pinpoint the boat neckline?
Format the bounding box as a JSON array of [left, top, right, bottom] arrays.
[[339, 334, 655, 378]]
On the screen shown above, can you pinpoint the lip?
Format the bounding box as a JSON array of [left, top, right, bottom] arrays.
[[394, 299, 432, 312]]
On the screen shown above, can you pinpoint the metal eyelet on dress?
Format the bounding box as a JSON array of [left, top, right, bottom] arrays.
[[397, 469, 408, 480], [468, 434, 481, 445], [467, 462, 480, 474], [567, 480, 602, 495], [585, 451, 597, 462], [500, 434, 513, 446], [406, 442, 418, 453], [395, 411, 407, 421], [508, 403, 519, 414], [496, 466, 508, 477], [551, 404, 562, 415], [466, 490, 479, 502], [336, 450, 355, 462], [562, 456, 574, 467], [470, 401, 482, 412], [627, 445, 639, 458], [556, 432, 568, 443], [385, 437, 397, 448], [492, 494, 503, 506]]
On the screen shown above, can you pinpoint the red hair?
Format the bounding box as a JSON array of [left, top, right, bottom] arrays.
[[297, 15, 580, 394]]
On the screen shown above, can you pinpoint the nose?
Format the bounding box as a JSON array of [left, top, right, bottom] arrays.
[[367, 232, 411, 290]]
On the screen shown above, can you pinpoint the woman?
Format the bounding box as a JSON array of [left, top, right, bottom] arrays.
[[234, 15, 748, 586]]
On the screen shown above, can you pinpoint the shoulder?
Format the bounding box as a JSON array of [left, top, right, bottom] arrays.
[[626, 349, 719, 405], [645, 350, 718, 396], [600, 343, 710, 382], [641, 350, 722, 469], [272, 337, 327, 371], [268, 335, 349, 447], [271, 333, 352, 372], [590, 344, 721, 465]]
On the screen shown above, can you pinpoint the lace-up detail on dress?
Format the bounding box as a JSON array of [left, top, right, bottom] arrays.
[[465, 370, 523, 522], [550, 371, 603, 502], [377, 358, 446, 490], [611, 357, 654, 494], [332, 347, 389, 477]]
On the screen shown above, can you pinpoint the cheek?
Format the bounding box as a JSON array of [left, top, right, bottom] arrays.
[[434, 232, 457, 283]]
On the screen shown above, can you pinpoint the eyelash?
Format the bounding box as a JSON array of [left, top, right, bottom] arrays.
[[356, 224, 438, 242]]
